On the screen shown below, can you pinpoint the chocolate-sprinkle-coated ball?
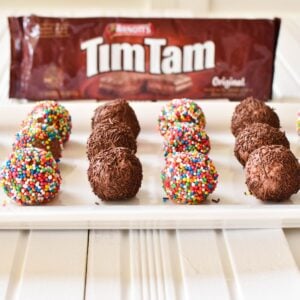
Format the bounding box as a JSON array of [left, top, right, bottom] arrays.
[[245, 145, 300, 202], [161, 152, 218, 204], [163, 122, 210, 156], [13, 123, 63, 161], [158, 98, 206, 136], [92, 99, 140, 138], [231, 97, 280, 137], [234, 123, 290, 166], [0, 147, 61, 205], [87, 121, 137, 161], [88, 147, 142, 201], [25, 100, 72, 144]]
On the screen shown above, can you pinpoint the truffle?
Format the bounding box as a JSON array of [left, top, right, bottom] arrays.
[[234, 123, 290, 166], [163, 122, 210, 156], [13, 123, 63, 161], [92, 99, 140, 138], [158, 98, 206, 136], [25, 100, 72, 143], [245, 145, 300, 202], [231, 97, 280, 137], [88, 147, 143, 201], [87, 121, 137, 161], [161, 152, 219, 204], [0, 147, 61, 205]]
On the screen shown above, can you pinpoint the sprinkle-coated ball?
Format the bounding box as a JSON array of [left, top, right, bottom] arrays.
[[158, 99, 206, 136], [163, 122, 210, 156], [0, 148, 61, 205], [161, 152, 218, 204], [24, 101, 72, 143], [13, 123, 63, 161]]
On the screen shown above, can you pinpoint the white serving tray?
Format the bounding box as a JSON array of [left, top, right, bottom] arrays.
[[0, 100, 299, 229]]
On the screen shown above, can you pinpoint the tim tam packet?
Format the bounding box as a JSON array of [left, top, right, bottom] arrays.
[[9, 16, 280, 100]]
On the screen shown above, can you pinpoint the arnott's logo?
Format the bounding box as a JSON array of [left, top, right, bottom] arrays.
[[81, 37, 216, 77], [104, 23, 154, 38]]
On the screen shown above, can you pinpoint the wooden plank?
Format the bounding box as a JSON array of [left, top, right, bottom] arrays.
[[16, 230, 88, 300], [130, 230, 167, 300], [284, 229, 300, 270], [159, 230, 182, 300], [85, 230, 128, 300], [86, 229, 172, 300], [128, 230, 183, 300], [177, 230, 231, 300], [224, 229, 300, 300], [0, 230, 24, 299]]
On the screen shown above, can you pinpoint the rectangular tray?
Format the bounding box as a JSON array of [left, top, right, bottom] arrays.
[[0, 101, 299, 229]]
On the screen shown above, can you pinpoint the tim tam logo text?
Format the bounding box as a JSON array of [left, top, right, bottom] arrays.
[[81, 37, 216, 77]]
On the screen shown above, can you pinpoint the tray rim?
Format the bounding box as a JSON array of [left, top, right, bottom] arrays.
[[0, 100, 299, 229], [1, 204, 300, 229]]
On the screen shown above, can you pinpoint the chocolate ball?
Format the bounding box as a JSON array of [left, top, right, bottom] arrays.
[[92, 99, 140, 138], [88, 147, 143, 201], [231, 97, 280, 137], [245, 145, 300, 202], [87, 121, 137, 161], [234, 123, 290, 166]]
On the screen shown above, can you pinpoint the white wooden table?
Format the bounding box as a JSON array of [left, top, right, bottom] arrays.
[[0, 14, 300, 300]]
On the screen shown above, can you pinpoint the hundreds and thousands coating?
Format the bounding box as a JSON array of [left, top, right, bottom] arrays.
[[163, 122, 210, 156], [24, 100, 72, 144], [0, 148, 62, 205], [13, 123, 63, 161], [161, 152, 219, 204], [158, 98, 206, 136]]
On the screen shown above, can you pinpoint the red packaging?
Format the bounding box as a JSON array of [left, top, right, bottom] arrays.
[[9, 15, 280, 100]]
